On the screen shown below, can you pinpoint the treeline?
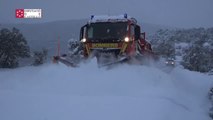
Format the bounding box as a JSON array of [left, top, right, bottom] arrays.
[[0, 27, 48, 68], [149, 28, 213, 73]]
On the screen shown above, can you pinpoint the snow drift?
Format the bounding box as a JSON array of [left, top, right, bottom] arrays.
[[0, 60, 213, 120]]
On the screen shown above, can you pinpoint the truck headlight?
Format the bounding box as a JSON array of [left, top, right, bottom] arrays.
[[124, 37, 129, 42], [81, 38, 86, 43]]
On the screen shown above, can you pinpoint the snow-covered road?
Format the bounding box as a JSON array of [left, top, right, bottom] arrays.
[[0, 61, 212, 120]]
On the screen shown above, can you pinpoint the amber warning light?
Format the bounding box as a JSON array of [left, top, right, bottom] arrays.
[[16, 9, 42, 18]]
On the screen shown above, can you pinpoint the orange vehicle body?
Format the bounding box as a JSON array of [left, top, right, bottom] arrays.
[[79, 14, 153, 61]]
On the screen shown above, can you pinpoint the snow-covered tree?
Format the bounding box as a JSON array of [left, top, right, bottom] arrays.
[[67, 38, 83, 56], [0, 28, 30, 68], [182, 41, 213, 73], [152, 40, 175, 58], [32, 48, 48, 66], [149, 27, 213, 72], [150, 29, 176, 58], [67, 38, 83, 63]]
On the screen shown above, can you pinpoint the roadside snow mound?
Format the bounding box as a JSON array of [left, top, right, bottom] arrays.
[[0, 60, 212, 120]]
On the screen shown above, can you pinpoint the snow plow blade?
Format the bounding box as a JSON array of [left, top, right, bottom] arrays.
[[98, 57, 130, 68], [53, 56, 78, 67]]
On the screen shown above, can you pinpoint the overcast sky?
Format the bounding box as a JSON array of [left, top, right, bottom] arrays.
[[0, 0, 213, 28]]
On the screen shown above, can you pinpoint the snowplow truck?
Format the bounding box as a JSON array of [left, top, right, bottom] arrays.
[[79, 14, 153, 64], [53, 14, 154, 67]]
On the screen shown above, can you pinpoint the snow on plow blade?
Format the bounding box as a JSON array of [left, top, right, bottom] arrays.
[[52, 53, 157, 68], [98, 57, 130, 68], [52, 55, 132, 68], [53, 56, 78, 67]]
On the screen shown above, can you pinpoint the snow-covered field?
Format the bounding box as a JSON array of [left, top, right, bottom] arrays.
[[0, 60, 213, 120]]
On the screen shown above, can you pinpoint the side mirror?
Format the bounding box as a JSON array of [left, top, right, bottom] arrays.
[[140, 32, 146, 40], [80, 25, 87, 40], [135, 25, 141, 40]]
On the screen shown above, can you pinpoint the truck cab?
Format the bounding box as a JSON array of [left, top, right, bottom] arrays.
[[79, 14, 152, 60]]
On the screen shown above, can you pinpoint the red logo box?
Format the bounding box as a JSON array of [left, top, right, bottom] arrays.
[[16, 9, 24, 18]]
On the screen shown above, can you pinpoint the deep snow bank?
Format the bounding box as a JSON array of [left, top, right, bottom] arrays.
[[0, 61, 213, 120]]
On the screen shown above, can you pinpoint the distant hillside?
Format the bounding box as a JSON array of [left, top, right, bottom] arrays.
[[1, 19, 85, 55], [1, 19, 171, 56]]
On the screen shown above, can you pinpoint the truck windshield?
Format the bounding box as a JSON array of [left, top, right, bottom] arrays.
[[87, 22, 128, 40]]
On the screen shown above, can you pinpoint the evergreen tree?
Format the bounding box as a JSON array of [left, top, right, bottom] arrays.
[[153, 40, 175, 58], [32, 48, 48, 66], [67, 38, 82, 55], [182, 43, 213, 73], [149, 27, 213, 73], [0, 28, 30, 68]]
